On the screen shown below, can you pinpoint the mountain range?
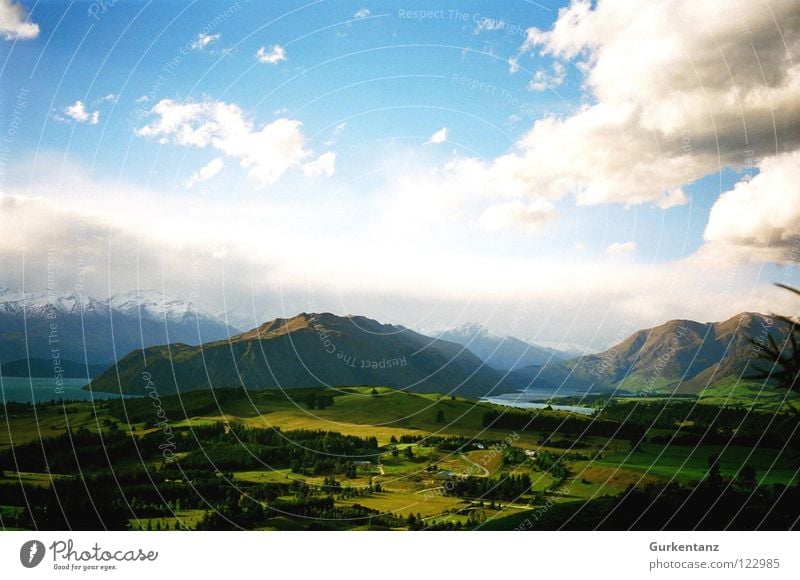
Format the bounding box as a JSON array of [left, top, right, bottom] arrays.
[[437, 322, 567, 371], [87, 309, 792, 400], [2, 287, 789, 400], [0, 289, 237, 376]]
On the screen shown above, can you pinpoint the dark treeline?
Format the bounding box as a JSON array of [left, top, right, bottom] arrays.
[[394, 433, 487, 451], [512, 480, 800, 530], [445, 473, 532, 501], [195, 491, 403, 530], [482, 409, 645, 441], [0, 462, 230, 530], [180, 424, 379, 474], [0, 428, 165, 473], [601, 401, 800, 449]]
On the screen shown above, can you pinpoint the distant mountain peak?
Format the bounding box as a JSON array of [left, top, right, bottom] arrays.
[[438, 322, 566, 371], [450, 321, 491, 337]]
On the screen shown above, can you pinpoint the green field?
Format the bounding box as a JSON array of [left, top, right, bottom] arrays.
[[697, 378, 800, 411], [2, 385, 799, 530]]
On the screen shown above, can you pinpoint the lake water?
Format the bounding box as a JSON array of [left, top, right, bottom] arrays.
[[480, 393, 596, 416], [0, 377, 129, 403]]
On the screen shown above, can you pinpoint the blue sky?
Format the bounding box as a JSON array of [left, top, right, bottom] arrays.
[[1, 0, 798, 348]]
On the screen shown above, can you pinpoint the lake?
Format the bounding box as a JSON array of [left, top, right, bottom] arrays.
[[0, 377, 129, 403], [480, 393, 596, 416]]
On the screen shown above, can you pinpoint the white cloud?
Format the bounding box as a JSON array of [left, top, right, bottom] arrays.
[[136, 98, 334, 187], [426, 127, 448, 145], [62, 101, 99, 125], [135, 95, 149, 104], [256, 45, 286, 65], [477, 200, 557, 235], [507, 57, 520, 74], [456, 0, 800, 212], [527, 62, 565, 91], [702, 151, 800, 263], [4, 155, 797, 352], [0, 0, 38, 40], [606, 241, 637, 255], [302, 151, 336, 178], [353, 8, 370, 19], [92, 93, 117, 106], [191, 33, 220, 51], [185, 157, 224, 188]]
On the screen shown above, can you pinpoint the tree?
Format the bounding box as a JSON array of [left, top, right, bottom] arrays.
[[305, 393, 317, 410], [436, 410, 445, 424], [706, 454, 722, 488], [370, 387, 379, 396], [390, 435, 398, 444], [737, 464, 757, 491], [748, 284, 800, 397]]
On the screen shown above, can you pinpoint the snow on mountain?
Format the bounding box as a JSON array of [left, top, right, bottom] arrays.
[[0, 289, 238, 367], [0, 289, 108, 318], [105, 290, 220, 323], [0, 289, 223, 323], [437, 322, 566, 371]]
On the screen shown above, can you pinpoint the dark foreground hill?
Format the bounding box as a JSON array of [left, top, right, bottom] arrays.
[[88, 312, 513, 398]]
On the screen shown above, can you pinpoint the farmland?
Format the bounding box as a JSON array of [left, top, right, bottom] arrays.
[[1, 386, 798, 530]]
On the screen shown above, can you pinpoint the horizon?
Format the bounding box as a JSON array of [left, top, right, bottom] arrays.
[[0, 283, 778, 355]]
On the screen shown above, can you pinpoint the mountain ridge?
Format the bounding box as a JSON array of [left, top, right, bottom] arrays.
[[506, 311, 789, 395], [88, 312, 514, 398], [0, 289, 237, 369]]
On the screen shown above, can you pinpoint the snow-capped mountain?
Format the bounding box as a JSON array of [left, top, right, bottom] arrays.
[[0, 288, 108, 318], [437, 322, 566, 371], [0, 289, 238, 372], [106, 289, 223, 324]]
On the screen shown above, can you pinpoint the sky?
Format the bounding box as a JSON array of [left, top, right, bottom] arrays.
[[0, 0, 798, 351]]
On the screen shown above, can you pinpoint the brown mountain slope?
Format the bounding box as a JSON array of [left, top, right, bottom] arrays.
[[508, 312, 792, 394], [88, 313, 514, 398]]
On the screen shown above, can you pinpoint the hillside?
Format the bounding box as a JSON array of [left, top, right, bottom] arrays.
[[88, 312, 514, 398], [508, 312, 792, 395]]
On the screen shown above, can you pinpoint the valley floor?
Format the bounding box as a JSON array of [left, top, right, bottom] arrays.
[[1, 386, 799, 530]]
